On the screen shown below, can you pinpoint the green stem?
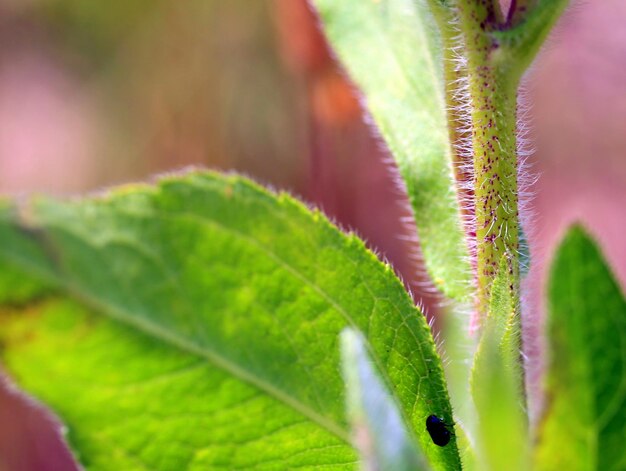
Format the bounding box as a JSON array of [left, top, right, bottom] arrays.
[[454, 0, 520, 322], [454, 0, 529, 441]]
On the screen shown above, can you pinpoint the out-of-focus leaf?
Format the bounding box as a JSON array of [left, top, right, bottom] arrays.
[[535, 226, 626, 470], [0, 171, 460, 470], [471, 257, 528, 471], [340, 328, 430, 471], [312, 0, 471, 301]]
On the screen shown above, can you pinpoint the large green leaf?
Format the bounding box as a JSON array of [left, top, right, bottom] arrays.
[[312, 0, 471, 301], [535, 227, 626, 470], [0, 171, 460, 470]]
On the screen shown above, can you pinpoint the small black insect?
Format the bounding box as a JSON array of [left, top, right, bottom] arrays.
[[426, 415, 452, 447]]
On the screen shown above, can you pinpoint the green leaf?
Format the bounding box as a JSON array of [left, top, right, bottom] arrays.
[[535, 226, 626, 470], [471, 257, 528, 471], [340, 328, 430, 471], [0, 171, 461, 470], [312, 0, 471, 301]]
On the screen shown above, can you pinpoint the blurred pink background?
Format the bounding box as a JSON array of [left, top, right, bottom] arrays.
[[0, 0, 624, 468]]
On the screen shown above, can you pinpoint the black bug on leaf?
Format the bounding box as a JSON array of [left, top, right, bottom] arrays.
[[425, 415, 453, 447]]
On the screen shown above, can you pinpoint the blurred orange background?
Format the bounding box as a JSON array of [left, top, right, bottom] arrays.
[[0, 1, 624, 469]]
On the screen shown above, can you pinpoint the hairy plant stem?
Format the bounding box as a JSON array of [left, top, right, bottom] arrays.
[[454, 0, 520, 325]]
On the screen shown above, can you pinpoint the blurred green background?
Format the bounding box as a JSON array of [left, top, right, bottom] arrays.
[[0, 1, 624, 469]]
